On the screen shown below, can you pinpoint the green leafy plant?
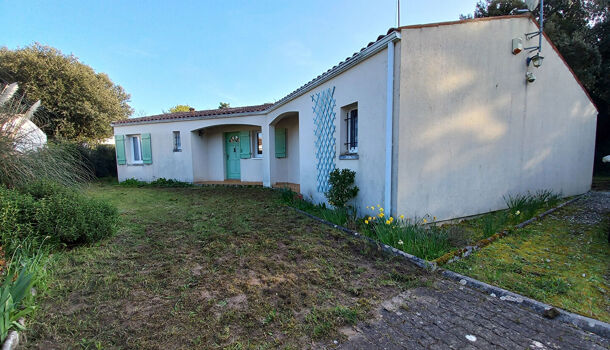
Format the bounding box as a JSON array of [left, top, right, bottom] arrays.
[[0, 266, 35, 342], [325, 168, 359, 208]]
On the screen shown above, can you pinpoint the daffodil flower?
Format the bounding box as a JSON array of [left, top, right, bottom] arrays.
[[379, 213, 384, 218], [385, 220, 390, 225], [515, 210, 521, 216], [365, 220, 369, 224], [423, 218, 427, 223], [398, 240, 404, 245], [399, 215, 404, 219], [379, 207, 384, 212]]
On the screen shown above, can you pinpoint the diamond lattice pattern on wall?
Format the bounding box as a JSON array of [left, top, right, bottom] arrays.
[[311, 87, 336, 193]]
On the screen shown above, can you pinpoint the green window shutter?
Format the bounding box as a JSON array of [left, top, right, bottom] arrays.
[[115, 135, 126, 165], [275, 128, 286, 158], [239, 130, 251, 159], [141, 133, 152, 164]]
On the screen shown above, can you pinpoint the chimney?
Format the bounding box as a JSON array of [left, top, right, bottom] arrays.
[[189, 107, 195, 112]]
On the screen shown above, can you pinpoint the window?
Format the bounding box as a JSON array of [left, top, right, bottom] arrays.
[[254, 131, 263, 158], [173, 131, 181, 152], [130, 135, 142, 163], [345, 107, 358, 153]]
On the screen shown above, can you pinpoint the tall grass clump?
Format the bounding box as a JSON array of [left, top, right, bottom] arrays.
[[504, 190, 561, 222], [363, 207, 452, 260], [0, 82, 91, 188]]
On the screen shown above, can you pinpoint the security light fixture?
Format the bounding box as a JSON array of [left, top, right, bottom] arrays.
[[522, 0, 544, 69], [526, 72, 536, 83], [527, 54, 544, 67]]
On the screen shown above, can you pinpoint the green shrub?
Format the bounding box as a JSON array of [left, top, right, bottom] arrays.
[[325, 169, 359, 208], [119, 178, 147, 187], [0, 182, 119, 247], [71, 143, 117, 178], [36, 190, 119, 244], [149, 178, 192, 187]]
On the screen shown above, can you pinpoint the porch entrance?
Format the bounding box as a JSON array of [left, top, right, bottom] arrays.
[[225, 132, 241, 180]]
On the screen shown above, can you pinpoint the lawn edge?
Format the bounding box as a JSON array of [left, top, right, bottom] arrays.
[[292, 203, 610, 339], [292, 208, 435, 271], [434, 195, 584, 266]]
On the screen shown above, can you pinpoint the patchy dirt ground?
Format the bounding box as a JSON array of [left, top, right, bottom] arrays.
[[23, 184, 431, 349]]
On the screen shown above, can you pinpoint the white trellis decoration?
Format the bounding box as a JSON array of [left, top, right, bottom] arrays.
[[311, 86, 336, 193]]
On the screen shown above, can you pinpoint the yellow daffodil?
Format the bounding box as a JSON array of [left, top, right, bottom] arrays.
[[515, 210, 521, 216], [365, 220, 369, 224], [399, 215, 404, 219], [378, 213, 384, 218], [379, 207, 384, 212], [423, 218, 427, 223], [377, 204, 380, 208], [389, 217, 394, 222], [368, 216, 372, 221], [385, 220, 390, 225]]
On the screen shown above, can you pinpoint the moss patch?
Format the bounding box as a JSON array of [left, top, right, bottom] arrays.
[[449, 203, 610, 322]]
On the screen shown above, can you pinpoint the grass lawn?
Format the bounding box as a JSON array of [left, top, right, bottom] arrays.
[[448, 197, 610, 322], [23, 183, 430, 349]]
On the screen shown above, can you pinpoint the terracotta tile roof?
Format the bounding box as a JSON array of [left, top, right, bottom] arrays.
[[112, 103, 272, 125]]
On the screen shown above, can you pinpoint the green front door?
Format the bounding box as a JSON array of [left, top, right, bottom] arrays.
[[225, 132, 241, 180]]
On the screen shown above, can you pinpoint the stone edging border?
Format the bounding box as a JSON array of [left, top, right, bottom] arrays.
[[291, 201, 610, 339], [433, 195, 584, 266]]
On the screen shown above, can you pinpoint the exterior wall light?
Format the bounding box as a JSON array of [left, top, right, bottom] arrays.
[[527, 54, 544, 68], [526, 72, 536, 83]]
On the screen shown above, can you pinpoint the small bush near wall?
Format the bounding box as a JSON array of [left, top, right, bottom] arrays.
[[120, 178, 193, 188], [325, 169, 359, 209]]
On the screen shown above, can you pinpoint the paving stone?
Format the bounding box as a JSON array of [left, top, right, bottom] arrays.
[[338, 278, 609, 350]]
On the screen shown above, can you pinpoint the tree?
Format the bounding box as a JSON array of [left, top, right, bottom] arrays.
[[218, 102, 230, 109], [166, 105, 194, 113], [0, 43, 133, 143]]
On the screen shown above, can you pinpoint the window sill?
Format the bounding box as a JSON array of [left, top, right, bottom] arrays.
[[251, 157, 263, 160], [173, 149, 182, 152], [127, 163, 145, 166], [339, 154, 359, 160]]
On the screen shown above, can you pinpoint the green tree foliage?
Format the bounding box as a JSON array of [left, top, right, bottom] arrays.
[[0, 43, 133, 142], [166, 104, 194, 113], [464, 0, 610, 173], [218, 102, 230, 109]]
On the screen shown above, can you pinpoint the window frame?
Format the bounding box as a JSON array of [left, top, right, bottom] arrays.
[[173, 131, 182, 152], [253, 131, 263, 158], [130, 135, 143, 164], [345, 107, 358, 154]]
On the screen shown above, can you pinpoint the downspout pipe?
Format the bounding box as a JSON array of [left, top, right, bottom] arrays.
[[384, 33, 400, 215]]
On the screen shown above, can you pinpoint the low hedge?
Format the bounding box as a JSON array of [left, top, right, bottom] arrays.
[[0, 181, 119, 251]]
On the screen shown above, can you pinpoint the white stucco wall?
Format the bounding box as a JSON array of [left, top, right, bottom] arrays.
[[114, 115, 266, 183], [395, 17, 598, 221], [265, 47, 392, 210], [271, 115, 300, 184]]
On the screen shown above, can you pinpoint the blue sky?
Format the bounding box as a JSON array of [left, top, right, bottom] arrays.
[[2, 1, 476, 117]]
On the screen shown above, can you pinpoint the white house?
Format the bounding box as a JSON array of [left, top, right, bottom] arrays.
[[112, 15, 598, 221]]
